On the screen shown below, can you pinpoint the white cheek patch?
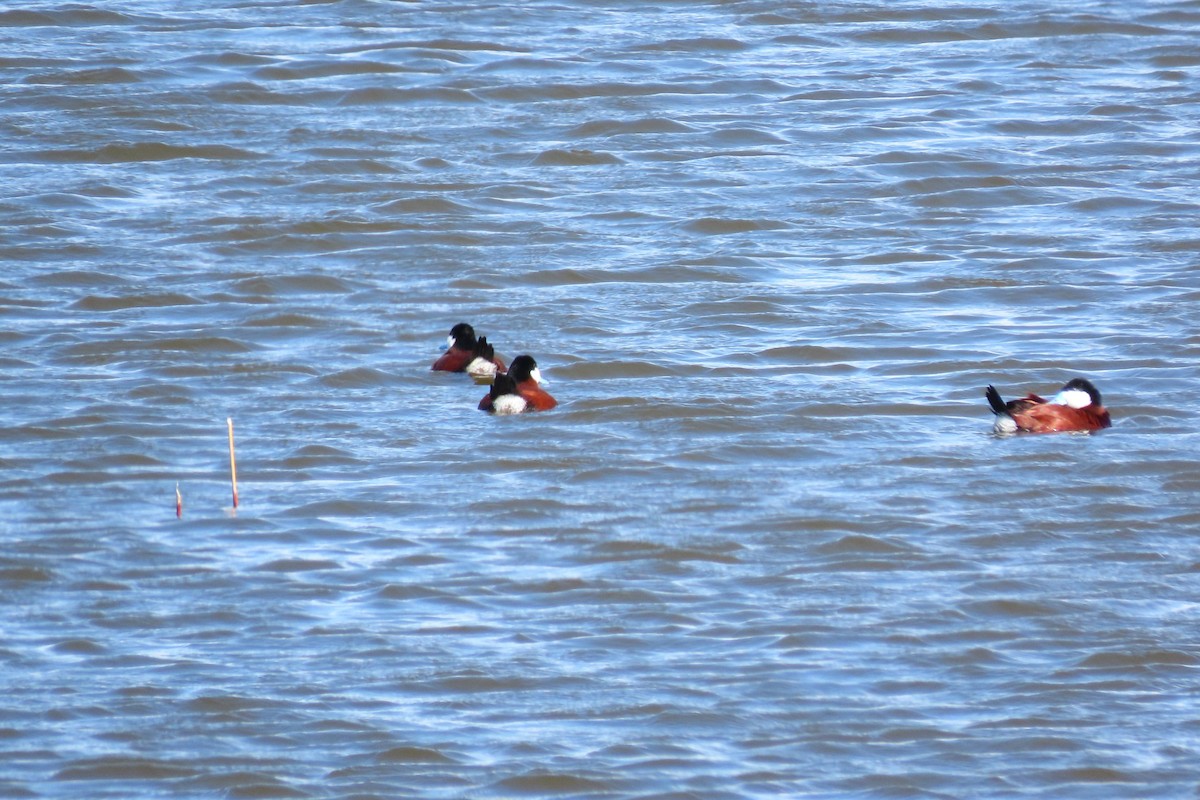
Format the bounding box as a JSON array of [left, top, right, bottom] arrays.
[[1052, 389, 1092, 409], [446, 335, 456, 349], [531, 367, 547, 385], [492, 395, 528, 415]]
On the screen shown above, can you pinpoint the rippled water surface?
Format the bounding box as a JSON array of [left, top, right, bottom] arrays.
[[3, 1, 1200, 797]]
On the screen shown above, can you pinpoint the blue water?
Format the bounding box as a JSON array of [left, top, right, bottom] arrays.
[[3, 1, 1200, 797]]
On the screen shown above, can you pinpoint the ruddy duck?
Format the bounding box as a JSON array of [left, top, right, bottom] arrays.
[[479, 354, 556, 412], [464, 336, 506, 382], [431, 322, 479, 372], [481, 373, 528, 415], [986, 378, 1111, 434]]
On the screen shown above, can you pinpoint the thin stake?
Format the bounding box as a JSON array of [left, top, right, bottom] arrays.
[[176, 482, 182, 518], [227, 417, 239, 509]]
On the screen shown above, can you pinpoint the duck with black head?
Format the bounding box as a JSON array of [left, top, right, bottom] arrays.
[[479, 354, 557, 412], [985, 377, 1111, 434], [431, 322, 479, 372]]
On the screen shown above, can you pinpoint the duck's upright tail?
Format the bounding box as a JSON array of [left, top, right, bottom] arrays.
[[985, 385, 1007, 416]]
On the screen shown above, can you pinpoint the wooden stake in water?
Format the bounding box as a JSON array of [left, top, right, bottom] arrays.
[[176, 482, 182, 519], [227, 417, 239, 509]]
